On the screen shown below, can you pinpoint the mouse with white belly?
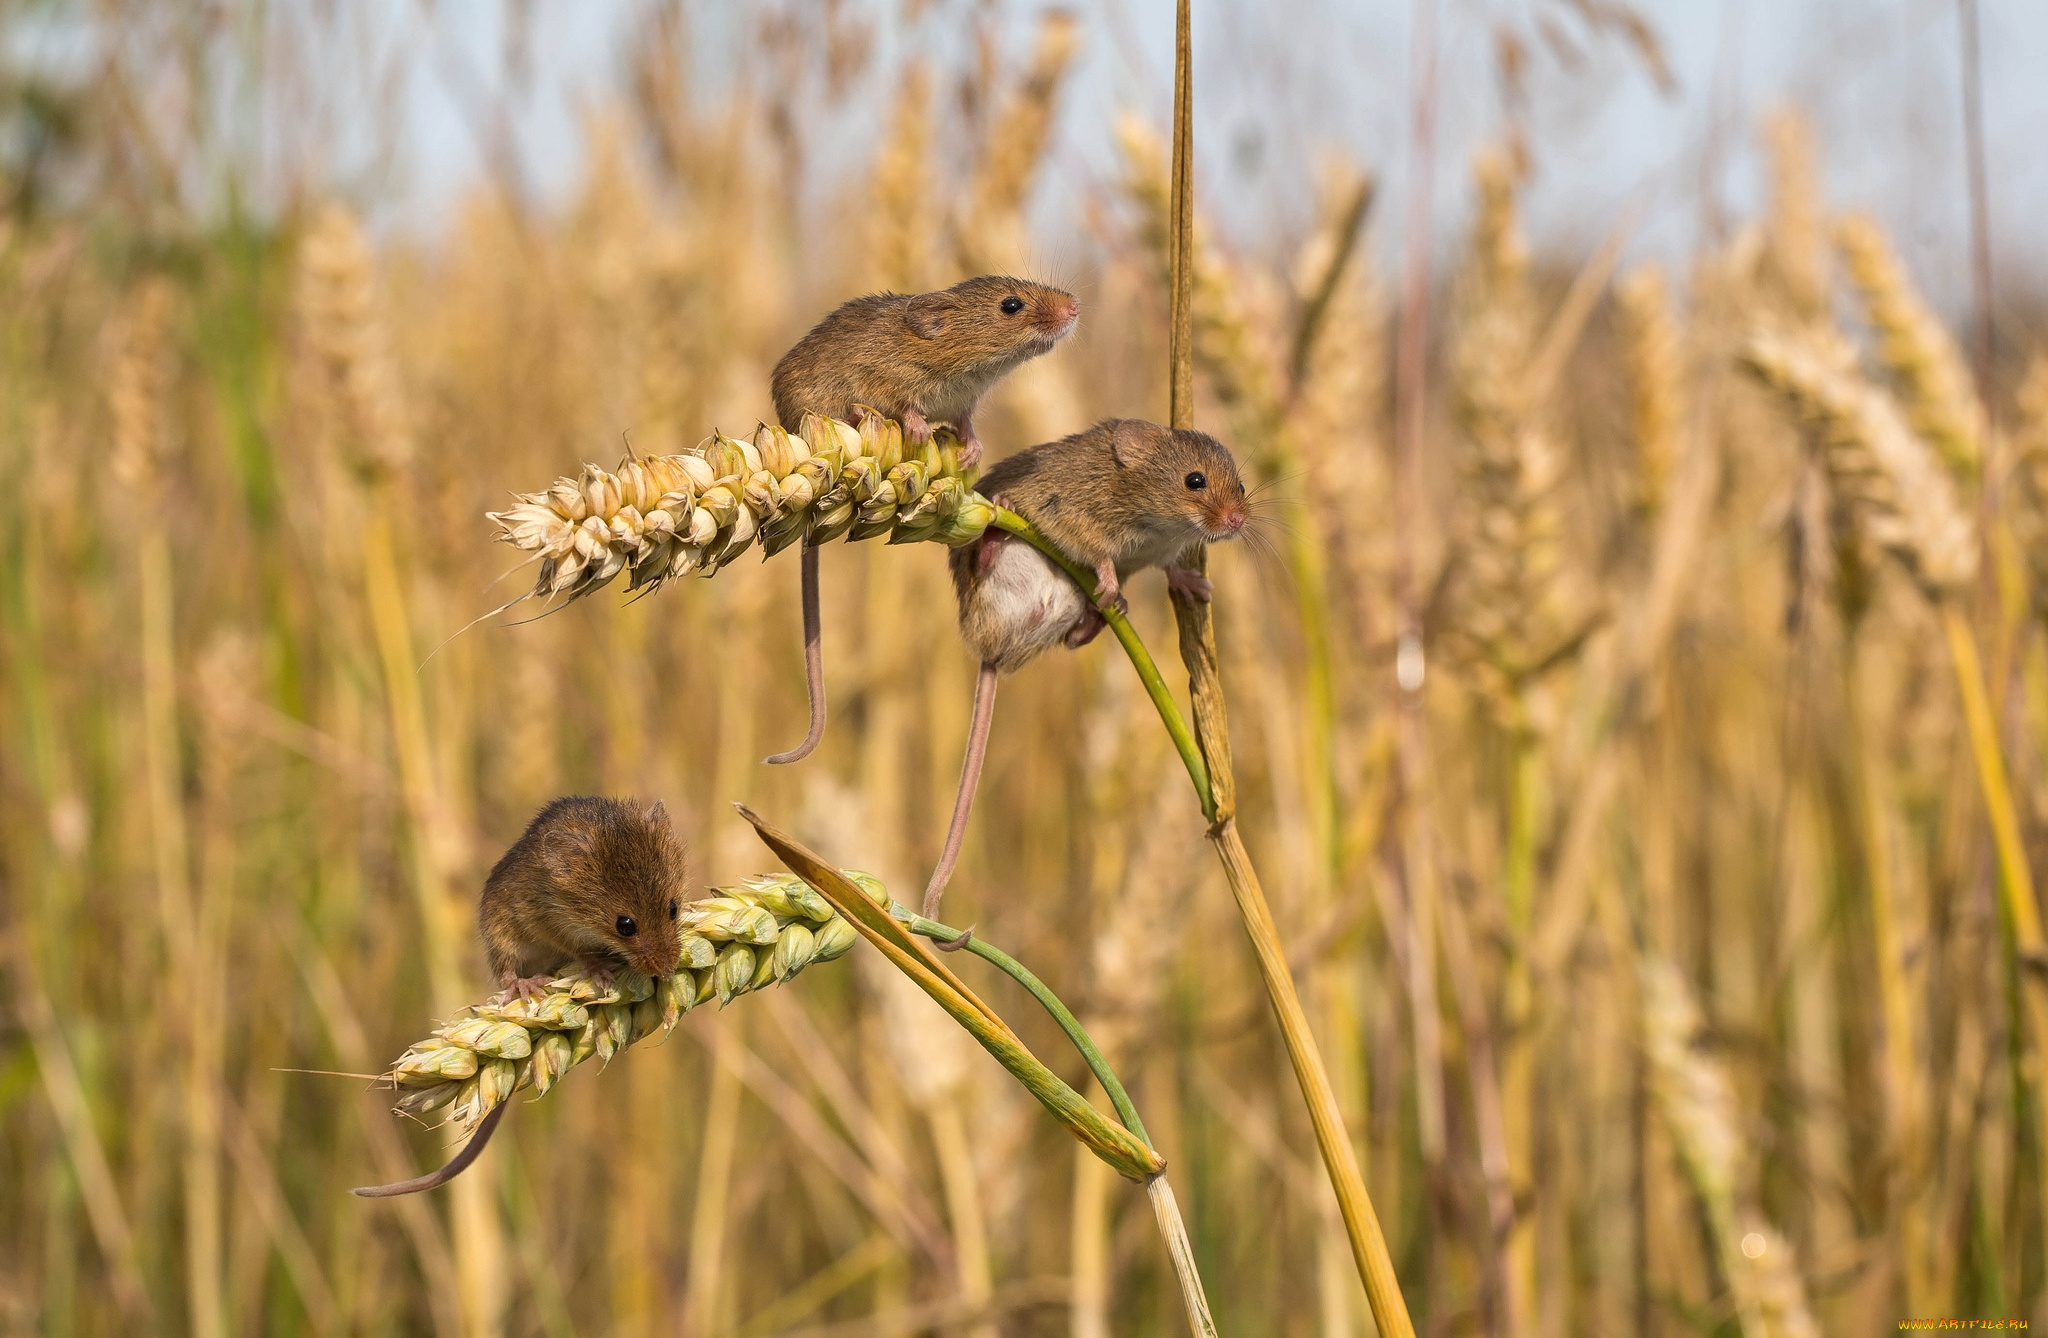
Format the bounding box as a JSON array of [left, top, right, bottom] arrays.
[[926, 418, 1250, 931]]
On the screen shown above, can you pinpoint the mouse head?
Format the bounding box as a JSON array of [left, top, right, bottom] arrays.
[[1109, 421, 1250, 542], [542, 798, 686, 979], [905, 276, 1080, 371]]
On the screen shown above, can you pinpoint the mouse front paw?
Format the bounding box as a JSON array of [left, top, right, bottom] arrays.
[[1165, 564, 1214, 602], [575, 957, 621, 991], [900, 408, 933, 446], [1065, 608, 1108, 648], [499, 972, 555, 1003]]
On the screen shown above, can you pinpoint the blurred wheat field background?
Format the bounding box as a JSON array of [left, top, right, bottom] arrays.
[[6, 1, 2048, 1335]]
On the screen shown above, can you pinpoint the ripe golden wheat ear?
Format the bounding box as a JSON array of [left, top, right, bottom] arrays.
[[487, 412, 993, 605], [380, 871, 879, 1135]]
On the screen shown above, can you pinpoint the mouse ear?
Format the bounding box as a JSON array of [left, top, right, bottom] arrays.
[[541, 828, 593, 876], [1109, 418, 1147, 469], [906, 291, 953, 339], [645, 799, 669, 830]]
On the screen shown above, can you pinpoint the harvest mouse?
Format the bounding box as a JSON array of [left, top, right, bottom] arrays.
[[353, 795, 686, 1199], [761, 275, 1081, 766], [480, 794, 688, 999], [926, 419, 1250, 929]]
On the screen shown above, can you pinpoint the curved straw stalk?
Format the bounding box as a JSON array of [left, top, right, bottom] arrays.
[[379, 872, 866, 1135], [487, 411, 993, 606]]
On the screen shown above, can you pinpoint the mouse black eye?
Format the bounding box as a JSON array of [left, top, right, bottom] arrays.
[[668, 899, 678, 920], [1000, 296, 1025, 315], [1184, 471, 1207, 490], [616, 915, 638, 938]]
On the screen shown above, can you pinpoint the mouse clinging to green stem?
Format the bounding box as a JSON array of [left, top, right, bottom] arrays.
[[927, 417, 1250, 937]]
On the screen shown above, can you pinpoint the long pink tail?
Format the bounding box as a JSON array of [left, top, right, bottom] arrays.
[[924, 662, 1000, 920], [765, 543, 827, 765], [351, 1102, 506, 1197]]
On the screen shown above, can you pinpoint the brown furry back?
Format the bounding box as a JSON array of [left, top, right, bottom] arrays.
[[771, 275, 1076, 428]]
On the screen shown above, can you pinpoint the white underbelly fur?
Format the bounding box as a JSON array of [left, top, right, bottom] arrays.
[[968, 538, 1089, 669]]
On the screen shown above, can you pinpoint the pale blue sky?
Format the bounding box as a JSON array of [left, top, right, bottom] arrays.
[[380, 2, 2047, 314]]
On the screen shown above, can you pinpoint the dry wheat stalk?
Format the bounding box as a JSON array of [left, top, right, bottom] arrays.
[[870, 63, 935, 291], [1741, 326, 1978, 599], [1640, 956, 1821, 1338], [1617, 264, 1685, 515], [108, 277, 177, 491], [1761, 109, 1827, 321], [963, 10, 1081, 238], [2011, 354, 2048, 615], [382, 872, 873, 1135], [299, 204, 411, 477], [1835, 214, 1985, 479], [1115, 114, 1282, 440], [487, 412, 991, 604], [1450, 144, 1579, 684]]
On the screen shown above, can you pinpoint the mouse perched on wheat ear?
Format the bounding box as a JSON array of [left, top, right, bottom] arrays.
[[761, 275, 1081, 767], [925, 418, 1250, 931], [354, 794, 688, 1200], [478, 795, 687, 1000]]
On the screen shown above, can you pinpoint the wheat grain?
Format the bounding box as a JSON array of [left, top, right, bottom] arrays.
[[972, 11, 1079, 222], [108, 278, 177, 491], [487, 412, 992, 604], [1835, 214, 1985, 478], [1449, 144, 1580, 687], [299, 204, 411, 477], [2011, 354, 2048, 615], [1742, 325, 1978, 599], [1640, 956, 1821, 1338], [382, 871, 876, 1135], [870, 63, 935, 290], [1761, 109, 1827, 321], [1617, 264, 1685, 515]]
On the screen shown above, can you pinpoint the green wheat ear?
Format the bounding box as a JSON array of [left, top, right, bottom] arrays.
[[486, 411, 993, 605], [380, 871, 877, 1134]]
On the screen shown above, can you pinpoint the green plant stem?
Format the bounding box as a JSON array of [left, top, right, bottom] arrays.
[[1941, 602, 2048, 1285], [900, 909, 1148, 1146], [743, 810, 1217, 1337], [742, 808, 1163, 1180], [989, 508, 1213, 817]]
